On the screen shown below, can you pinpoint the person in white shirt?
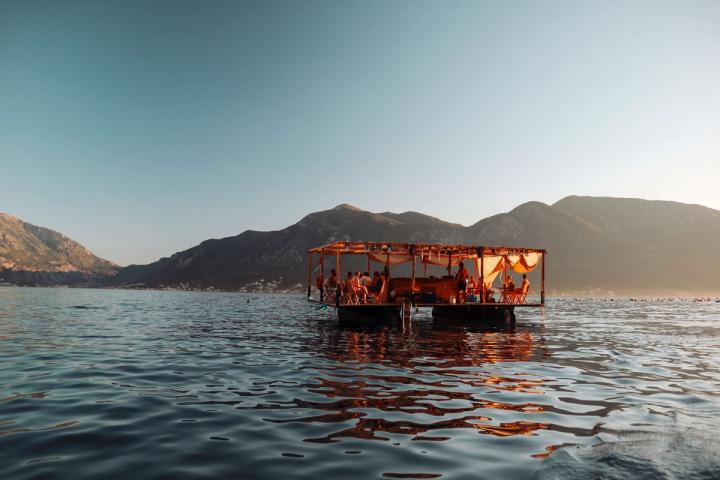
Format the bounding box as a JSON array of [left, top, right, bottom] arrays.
[[360, 272, 373, 288]]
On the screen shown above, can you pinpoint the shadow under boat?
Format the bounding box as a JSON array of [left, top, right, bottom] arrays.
[[334, 302, 518, 325], [311, 313, 549, 366], [432, 303, 516, 322], [337, 304, 402, 325]]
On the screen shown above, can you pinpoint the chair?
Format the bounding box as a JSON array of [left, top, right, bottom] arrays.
[[342, 286, 358, 304], [500, 288, 513, 303], [369, 281, 388, 304], [514, 284, 530, 304], [323, 285, 339, 304]]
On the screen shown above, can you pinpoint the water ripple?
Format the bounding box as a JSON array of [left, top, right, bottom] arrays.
[[0, 287, 719, 479]]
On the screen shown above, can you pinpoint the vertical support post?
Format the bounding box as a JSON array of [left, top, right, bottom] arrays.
[[474, 258, 479, 288], [480, 248, 485, 303], [447, 253, 452, 276], [336, 249, 341, 277], [336, 249, 341, 307], [319, 254, 324, 302], [410, 249, 416, 302], [307, 252, 312, 298], [541, 251, 546, 307], [502, 256, 507, 304]]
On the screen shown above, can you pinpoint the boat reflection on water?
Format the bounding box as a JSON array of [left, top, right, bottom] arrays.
[[321, 319, 547, 368], [261, 318, 558, 444]]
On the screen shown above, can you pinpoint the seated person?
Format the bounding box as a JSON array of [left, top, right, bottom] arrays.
[[360, 272, 373, 288], [504, 275, 515, 293], [521, 274, 530, 292], [484, 286, 496, 302], [517, 274, 530, 296], [510, 274, 530, 303], [354, 272, 368, 303]]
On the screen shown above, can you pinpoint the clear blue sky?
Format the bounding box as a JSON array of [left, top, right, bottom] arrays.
[[2, 0, 719, 265]]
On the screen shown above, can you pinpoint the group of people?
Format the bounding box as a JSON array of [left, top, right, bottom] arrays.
[[502, 273, 530, 303], [455, 261, 492, 302], [318, 261, 530, 305], [455, 261, 530, 303], [320, 268, 388, 304]]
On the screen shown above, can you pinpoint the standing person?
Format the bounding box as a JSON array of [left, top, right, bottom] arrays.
[[344, 272, 356, 304], [316, 271, 324, 300], [370, 271, 382, 294], [323, 269, 339, 301], [326, 269, 339, 288], [456, 261, 469, 302]]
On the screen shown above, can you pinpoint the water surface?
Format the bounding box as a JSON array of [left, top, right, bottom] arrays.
[[1, 288, 719, 479]]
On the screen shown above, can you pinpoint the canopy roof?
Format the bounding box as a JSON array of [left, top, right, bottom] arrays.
[[308, 241, 545, 257]]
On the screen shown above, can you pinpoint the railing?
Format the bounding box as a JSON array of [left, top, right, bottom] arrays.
[[309, 284, 541, 307]]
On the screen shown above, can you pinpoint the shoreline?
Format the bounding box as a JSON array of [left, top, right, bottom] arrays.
[[1, 284, 718, 300]]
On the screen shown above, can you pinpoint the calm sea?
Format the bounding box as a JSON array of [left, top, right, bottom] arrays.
[[1, 287, 719, 479]]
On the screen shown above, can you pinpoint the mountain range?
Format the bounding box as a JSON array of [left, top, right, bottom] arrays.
[[0, 212, 117, 285], [3, 196, 720, 294]]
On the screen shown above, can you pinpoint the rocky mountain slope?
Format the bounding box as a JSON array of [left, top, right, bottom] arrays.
[[111, 197, 720, 293], [112, 205, 467, 290], [0, 213, 118, 285]]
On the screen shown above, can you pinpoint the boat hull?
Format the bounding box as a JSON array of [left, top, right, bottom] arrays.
[[432, 304, 515, 322], [337, 306, 401, 324]]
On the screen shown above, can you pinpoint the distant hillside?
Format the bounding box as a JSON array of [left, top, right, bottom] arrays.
[[0, 213, 117, 286], [111, 197, 720, 294], [552, 196, 720, 290], [112, 204, 466, 290]]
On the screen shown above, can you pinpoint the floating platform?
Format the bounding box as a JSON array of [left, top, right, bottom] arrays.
[[306, 241, 546, 324], [310, 299, 542, 324]]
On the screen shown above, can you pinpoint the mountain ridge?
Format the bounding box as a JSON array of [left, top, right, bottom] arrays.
[[3, 197, 719, 293], [110, 196, 720, 293], [0, 212, 118, 285]]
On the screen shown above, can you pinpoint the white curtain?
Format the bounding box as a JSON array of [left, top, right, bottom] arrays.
[[368, 253, 414, 265], [506, 252, 541, 273], [473, 255, 504, 288]]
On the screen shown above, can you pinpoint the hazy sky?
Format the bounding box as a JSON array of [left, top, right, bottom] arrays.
[[2, 0, 719, 265]]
